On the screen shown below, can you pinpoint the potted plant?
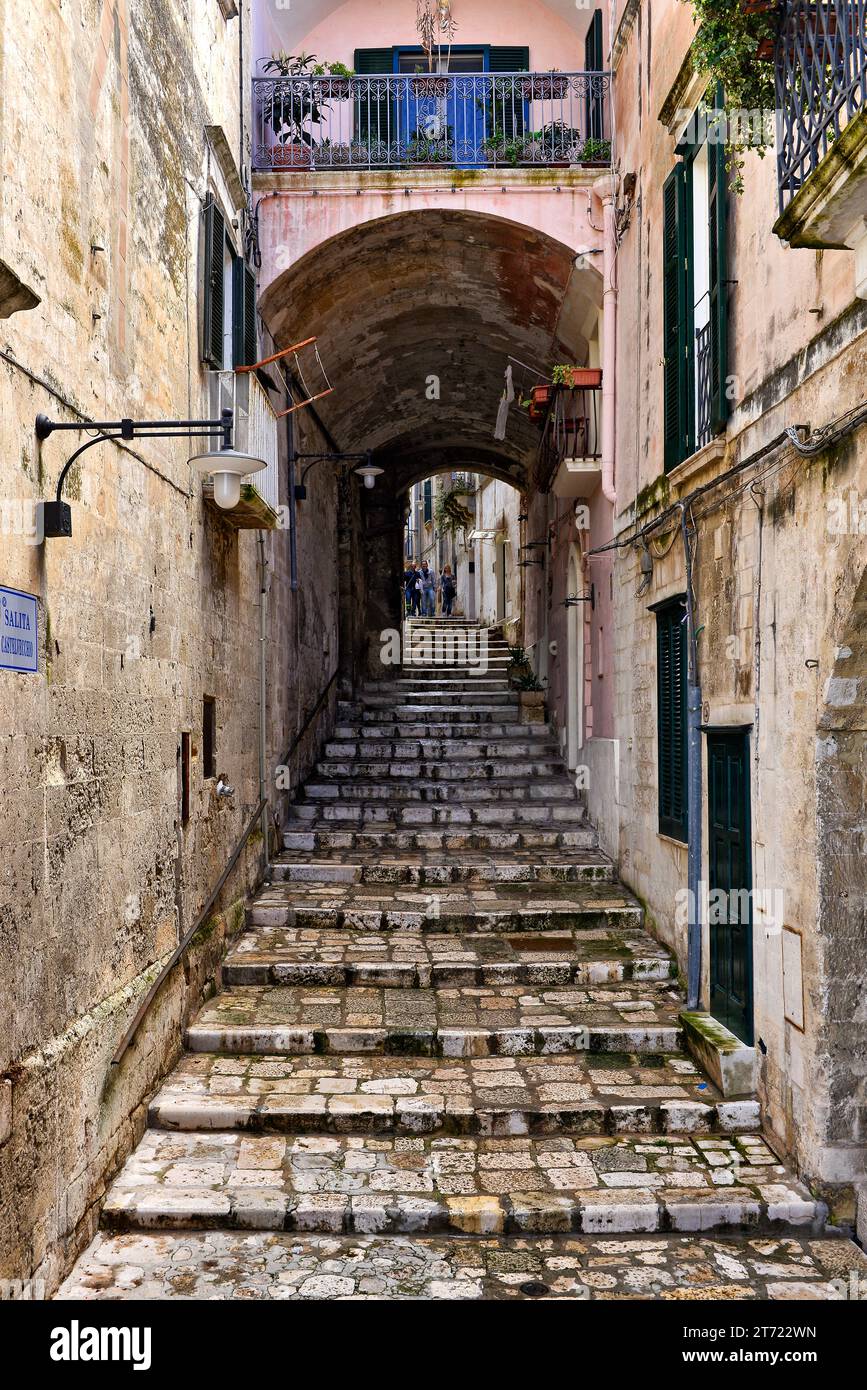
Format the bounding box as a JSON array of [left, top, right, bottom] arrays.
[[580, 136, 612, 165], [519, 72, 570, 101], [260, 52, 339, 165], [552, 366, 603, 389], [513, 670, 547, 723], [528, 384, 554, 422]]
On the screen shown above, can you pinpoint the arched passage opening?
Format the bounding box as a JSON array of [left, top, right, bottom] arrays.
[[259, 207, 603, 678]]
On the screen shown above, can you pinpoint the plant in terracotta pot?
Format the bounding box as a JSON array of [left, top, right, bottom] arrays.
[[260, 52, 352, 164], [513, 669, 547, 723], [552, 365, 604, 389], [528, 384, 554, 422]]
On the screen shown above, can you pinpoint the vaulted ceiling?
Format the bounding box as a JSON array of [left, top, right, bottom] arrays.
[[259, 207, 602, 496]]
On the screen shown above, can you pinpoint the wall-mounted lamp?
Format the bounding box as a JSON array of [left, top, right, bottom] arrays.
[[293, 450, 381, 501], [35, 408, 264, 537]]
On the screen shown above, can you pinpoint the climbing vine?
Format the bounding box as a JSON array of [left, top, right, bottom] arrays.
[[681, 0, 779, 191]]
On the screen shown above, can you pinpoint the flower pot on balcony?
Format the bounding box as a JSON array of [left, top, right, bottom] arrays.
[[519, 74, 569, 101], [528, 384, 554, 422], [741, 1, 778, 13], [271, 138, 312, 169], [556, 367, 603, 389]]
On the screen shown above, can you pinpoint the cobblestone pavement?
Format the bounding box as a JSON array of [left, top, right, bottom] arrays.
[[224, 925, 674, 988], [57, 1233, 867, 1301], [102, 1132, 821, 1236], [186, 982, 684, 1056], [149, 1051, 752, 1137], [58, 630, 865, 1299]]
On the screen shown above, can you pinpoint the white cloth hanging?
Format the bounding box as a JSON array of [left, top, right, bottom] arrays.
[[494, 364, 514, 441]]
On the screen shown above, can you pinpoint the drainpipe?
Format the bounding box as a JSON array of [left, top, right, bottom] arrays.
[[680, 503, 703, 1011], [600, 180, 617, 506], [285, 405, 298, 591], [257, 530, 271, 877]]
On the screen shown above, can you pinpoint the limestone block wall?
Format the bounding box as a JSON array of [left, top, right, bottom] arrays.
[[0, 0, 340, 1294]]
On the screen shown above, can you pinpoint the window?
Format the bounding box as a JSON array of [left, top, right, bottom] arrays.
[[202, 196, 257, 370], [180, 732, 191, 826], [663, 89, 730, 472], [216, 0, 238, 18], [655, 598, 688, 842], [353, 47, 530, 144], [423, 478, 433, 524], [584, 10, 605, 138], [202, 697, 216, 780]]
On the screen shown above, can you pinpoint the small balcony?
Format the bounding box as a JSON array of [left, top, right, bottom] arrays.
[[775, 1, 867, 277], [203, 370, 281, 528], [251, 71, 611, 173]]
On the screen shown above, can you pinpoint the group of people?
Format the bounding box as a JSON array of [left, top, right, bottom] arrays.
[[404, 561, 458, 617]]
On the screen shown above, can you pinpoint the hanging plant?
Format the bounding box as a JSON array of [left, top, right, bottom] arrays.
[[434, 479, 474, 534], [681, 0, 779, 192]]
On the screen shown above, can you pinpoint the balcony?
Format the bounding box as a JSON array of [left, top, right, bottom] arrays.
[[251, 71, 611, 173], [775, 1, 867, 283], [203, 370, 281, 528]]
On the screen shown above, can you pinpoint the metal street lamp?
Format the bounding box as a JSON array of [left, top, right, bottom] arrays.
[[292, 450, 382, 501], [35, 408, 266, 538]]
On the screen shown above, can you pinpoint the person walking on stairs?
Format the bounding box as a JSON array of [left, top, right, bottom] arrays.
[[420, 561, 437, 617], [440, 564, 456, 617]]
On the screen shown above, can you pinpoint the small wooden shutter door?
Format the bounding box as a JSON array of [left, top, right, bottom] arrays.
[[203, 197, 225, 368], [232, 259, 258, 368], [708, 88, 730, 434], [354, 48, 394, 148], [657, 603, 688, 841], [663, 164, 690, 471], [488, 47, 529, 140], [584, 10, 605, 140]]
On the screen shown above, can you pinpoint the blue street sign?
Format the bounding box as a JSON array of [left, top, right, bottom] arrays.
[[0, 585, 38, 673]]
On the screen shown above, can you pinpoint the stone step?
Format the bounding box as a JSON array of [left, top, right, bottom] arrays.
[[101, 1131, 824, 1238], [285, 802, 588, 825], [282, 826, 599, 853], [185, 982, 683, 1057], [245, 883, 642, 934], [227, 922, 668, 986], [270, 850, 615, 887], [364, 681, 513, 695], [338, 704, 540, 726], [58, 1229, 867, 1301], [147, 1052, 755, 1139], [333, 722, 548, 740], [301, 777, 576, 800], [359, 692, 519, 707], [314, 760, 567, 781], [324, 739, 558, 761]]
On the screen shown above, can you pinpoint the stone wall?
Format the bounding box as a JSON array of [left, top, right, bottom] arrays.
[[0, 0, 340, 1293], [607, 0, 867, 1188]]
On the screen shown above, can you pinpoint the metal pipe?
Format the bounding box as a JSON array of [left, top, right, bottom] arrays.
[[600, 180, 617, 505], [257, 530, 271, 876], [286, 405, 298, 591], [680, 503, 703, 1011]]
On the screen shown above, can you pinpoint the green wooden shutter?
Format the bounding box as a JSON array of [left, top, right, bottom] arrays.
[[584, 10, 605, 139], [202, 197, 225, 369], [354, 48, 393, 148], [232, 259, 258, 368], [708, 89, 730, 434], [423, 478, 433, 523], [657, 601, 688, 841], [663, 164, 690, 472], [488, 47, 529, 140]]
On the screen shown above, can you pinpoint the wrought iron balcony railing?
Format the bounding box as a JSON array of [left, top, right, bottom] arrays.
[[776, 0, 867, 213], [252, 71, 611, 172]]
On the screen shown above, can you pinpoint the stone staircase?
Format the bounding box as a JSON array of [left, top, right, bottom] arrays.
[[58, 620, 866, 1300]]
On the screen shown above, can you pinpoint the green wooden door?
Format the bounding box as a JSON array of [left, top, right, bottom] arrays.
[[708, 729, 754, 1043]]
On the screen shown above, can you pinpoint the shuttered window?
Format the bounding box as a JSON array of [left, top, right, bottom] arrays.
[[584, 10, 605, 139], [202, 196, 226, 368], [488, 47, 529, 140], [232, 259, 258, 368], [423, 478, 433, 523], [662, 164, 691, 472], [354, 48, 394, 146], [202, 195, 258, 370], [656, 598, 688, 842], [663, 91, 730, 472]]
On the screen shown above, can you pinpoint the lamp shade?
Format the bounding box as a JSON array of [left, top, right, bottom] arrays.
[[191, 447, 267, 511]]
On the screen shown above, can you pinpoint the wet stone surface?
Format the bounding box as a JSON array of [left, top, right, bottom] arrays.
[[58, 1232, 865, 1300]]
